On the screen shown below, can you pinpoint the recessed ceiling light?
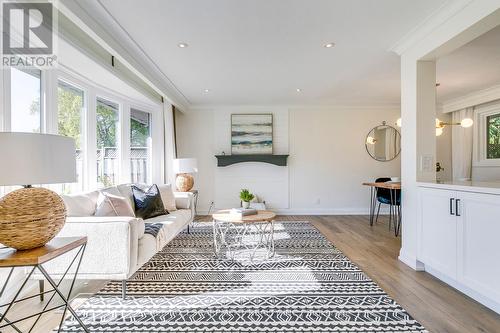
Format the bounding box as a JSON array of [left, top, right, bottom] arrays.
[[296, 88, 301, 93], [323, 42, 335, 48], [204, 89, 210, 93], [178, 42, 188, 48]]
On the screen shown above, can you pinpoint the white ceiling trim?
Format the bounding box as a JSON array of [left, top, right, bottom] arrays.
[[189, 103, 401, 112], [56, 0, 189, 110], [442, 84, 500, 113], [390, 0, 474, 55]]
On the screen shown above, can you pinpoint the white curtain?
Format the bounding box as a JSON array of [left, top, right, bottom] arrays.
[[163, 103, 177, 185], [452, 107, 474, 180]]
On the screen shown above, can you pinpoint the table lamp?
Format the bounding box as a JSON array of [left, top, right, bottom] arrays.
[[0, 133, 76, 250], [173, 158, 198, 192]]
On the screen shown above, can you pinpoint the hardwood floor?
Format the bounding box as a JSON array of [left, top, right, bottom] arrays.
[[4, 215, 500, 333], [309, 215, 500, 333]]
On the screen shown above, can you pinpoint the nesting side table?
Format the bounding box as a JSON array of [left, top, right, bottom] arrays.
[[0, 237, 89, 333]]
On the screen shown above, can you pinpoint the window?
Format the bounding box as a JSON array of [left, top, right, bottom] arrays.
[[486, 113, 500, 159], [130, 109, 152, 183], [96, 98, 120, 188], [10, 68, 41, 132], [58, 80, 85, 193]]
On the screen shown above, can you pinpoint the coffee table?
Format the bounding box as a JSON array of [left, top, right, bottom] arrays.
[[212, 210, 276, 261]]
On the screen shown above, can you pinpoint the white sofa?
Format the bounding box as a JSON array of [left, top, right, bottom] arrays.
[[38, 183, 194, 297]]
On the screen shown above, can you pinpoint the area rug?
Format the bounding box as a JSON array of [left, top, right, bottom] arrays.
[[59, 221, 427, 332]]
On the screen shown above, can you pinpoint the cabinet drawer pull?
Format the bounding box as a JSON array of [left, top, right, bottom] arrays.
[[450, 198, 455, 215], [456, 199, 461, 217]]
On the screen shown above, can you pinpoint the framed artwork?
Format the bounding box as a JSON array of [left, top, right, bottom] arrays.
[[231, 114, 273, 155]]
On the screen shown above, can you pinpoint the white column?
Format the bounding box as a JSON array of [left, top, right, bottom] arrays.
[[399, 57, 436, 270]]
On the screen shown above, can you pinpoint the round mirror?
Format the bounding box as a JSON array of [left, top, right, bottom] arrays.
[[365, 123, 401, 162]]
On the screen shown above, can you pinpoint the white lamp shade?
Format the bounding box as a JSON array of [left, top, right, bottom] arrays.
[[461, 118, 474, 128], [173, 158, 198, 174], [0, 132, 76, 186]]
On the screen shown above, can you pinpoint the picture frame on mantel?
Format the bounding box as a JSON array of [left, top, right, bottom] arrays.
[[231, 114, 273, 155]]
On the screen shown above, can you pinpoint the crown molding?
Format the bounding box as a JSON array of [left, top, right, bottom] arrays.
[[188, 102, 401, 112], [55, 0, 189, 110], [390, 0, 474, 55], [442, 84, 500, 113]]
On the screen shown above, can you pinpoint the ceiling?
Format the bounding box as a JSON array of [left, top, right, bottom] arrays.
[[437, 24, 500, 103], [95, 0, 450, 106]]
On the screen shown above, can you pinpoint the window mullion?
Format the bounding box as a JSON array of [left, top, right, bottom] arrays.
[[1, 69, 11, 131], [43, 69, 58, 134], [87, 88, 97, 191], [121, 102, 131, 184]]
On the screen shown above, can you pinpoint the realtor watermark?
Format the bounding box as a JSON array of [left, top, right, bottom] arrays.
[[1, 0, 57, 68]]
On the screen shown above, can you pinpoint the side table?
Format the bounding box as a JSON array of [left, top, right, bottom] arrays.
[[0, 237, 89, 332]]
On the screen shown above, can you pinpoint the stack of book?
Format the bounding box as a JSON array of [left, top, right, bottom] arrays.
[[230, 208, 257, 218]]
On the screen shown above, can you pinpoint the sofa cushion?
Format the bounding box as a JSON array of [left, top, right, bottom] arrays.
[[145, 209, 192, 225], [174, 192, 192, 209], [158, 184, 177, 211], [132, 185, 167, 219], [117, 183, 148, 211], [95, 192, 135, 217], [61, 191, 99, 216], [143, 209, 192, 251]]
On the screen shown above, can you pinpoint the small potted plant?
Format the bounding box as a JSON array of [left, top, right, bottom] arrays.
[[240, 189, 254, 209]]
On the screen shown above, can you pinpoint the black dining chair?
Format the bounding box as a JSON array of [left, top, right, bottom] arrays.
[[374, 177, 401, 231]]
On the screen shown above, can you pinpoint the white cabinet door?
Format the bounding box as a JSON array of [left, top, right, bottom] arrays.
[[458, 191, 500, 303], [419, 187, 458, 279]]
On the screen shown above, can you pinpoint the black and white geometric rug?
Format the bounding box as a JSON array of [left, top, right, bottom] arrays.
[[59, 221, 427, 332]]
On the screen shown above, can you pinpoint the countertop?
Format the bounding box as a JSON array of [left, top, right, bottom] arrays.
[[418, 180, 500, 195]]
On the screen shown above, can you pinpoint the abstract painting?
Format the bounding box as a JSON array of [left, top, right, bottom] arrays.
[[231, 114, 273, 155]]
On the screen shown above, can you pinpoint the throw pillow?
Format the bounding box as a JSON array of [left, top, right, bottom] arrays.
[[95, 192, 135, 217], [157, 184, 177, 211], [61, 191, 99, 216], [132, 184, 167, 219]]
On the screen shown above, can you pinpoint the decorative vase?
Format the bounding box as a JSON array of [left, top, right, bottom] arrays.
[[242, 201, 250, 209], [175, 173, 194, 192], [0, 187, 66, 250]]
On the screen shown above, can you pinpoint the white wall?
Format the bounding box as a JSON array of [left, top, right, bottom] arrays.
[[395, 1, 500, 270], [177, 105, 401, 214], [436, 108, 453, 181]]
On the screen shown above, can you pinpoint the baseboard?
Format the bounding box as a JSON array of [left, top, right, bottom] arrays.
[[398, 251, 425, 271], [425, 266, 500, 315], [197, 207, 392, 216]]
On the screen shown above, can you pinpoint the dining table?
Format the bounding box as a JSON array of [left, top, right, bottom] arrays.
[[362, 181, 402, 236]]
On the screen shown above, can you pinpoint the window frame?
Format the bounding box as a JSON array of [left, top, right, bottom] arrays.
[[1, 64, 163, 194], [5, 67, 44, 133], [95, 95, 121, 188], [59, 66, 162, 189], [57, 78, 87, 193], [486, 113, 500, 160], [129, 107, 154, 184], [474, 101, 500, 167]]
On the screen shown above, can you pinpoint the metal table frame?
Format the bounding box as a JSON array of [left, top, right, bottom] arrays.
[[213, 218, 275, 261], [0, 243, 89, 333]]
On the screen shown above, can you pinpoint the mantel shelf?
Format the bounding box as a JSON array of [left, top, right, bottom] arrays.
[[215, 154, 289, 167]]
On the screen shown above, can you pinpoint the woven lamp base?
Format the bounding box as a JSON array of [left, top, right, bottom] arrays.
[[175, 173, 194, 192], [0, 187, 66, 250]]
